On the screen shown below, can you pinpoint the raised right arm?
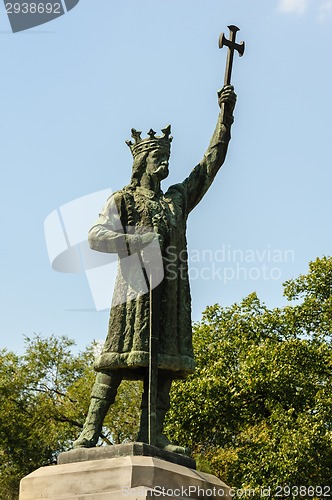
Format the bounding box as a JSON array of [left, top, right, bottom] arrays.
[[180, 85, 236, 214]]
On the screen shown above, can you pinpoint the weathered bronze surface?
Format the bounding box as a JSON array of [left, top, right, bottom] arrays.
[[73, 30, 242, 456]]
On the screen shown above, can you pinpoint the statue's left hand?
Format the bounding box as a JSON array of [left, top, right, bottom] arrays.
[[217, 85, 237, 112]]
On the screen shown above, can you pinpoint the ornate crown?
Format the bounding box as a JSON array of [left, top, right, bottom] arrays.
[[126, 125, 172, 159]]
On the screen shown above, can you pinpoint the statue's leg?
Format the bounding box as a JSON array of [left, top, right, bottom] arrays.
[[137, 371, 149, 443], [73, 371, 121, 449], [155, 374, 191, 456], [137, 371, 190, 456]]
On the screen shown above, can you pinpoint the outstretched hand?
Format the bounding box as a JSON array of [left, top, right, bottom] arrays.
[[217, 85, 237, 112]]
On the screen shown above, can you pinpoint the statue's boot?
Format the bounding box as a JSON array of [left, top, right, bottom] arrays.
[[137, 372, 191, 456], [73, 372, 120, 449], [155, 408, 191, 456], [137, 406, 148, 443]]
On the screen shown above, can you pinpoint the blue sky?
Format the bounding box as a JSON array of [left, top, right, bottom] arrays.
[[1, 0, 331, 354]]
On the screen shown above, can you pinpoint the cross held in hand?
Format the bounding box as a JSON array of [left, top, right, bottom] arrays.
[[219, 25, 245, 86]]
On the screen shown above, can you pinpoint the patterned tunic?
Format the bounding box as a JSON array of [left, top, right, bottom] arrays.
[[89, 110, 233, 379]]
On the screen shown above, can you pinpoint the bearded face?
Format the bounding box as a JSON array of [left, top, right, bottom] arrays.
[[145, 149, 170, 181]]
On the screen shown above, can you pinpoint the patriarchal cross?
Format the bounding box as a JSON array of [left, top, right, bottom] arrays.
[[219, 25, 245, 85]]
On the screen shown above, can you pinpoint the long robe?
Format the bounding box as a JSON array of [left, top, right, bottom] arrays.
[[90, 107, 233, 379]]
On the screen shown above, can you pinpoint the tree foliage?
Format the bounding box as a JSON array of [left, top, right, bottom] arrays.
[[0, 336, 141, 499], [166, 256, 332, 491], [1, 257, 332, 498]]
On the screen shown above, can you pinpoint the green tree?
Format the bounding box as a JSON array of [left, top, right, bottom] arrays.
[[0, 335, 141, 499], [1, 257, 332, 498], [166, 256, 332, 492]]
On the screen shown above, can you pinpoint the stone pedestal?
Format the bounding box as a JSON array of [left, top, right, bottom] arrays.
[[58, 442, 197, 470], [19, 443, 231, 500]]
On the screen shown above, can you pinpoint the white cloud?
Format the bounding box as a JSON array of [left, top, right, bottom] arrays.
[[317, 0, 332, 20], [278, 0, 310, 14], [278, 0, 332, 19]]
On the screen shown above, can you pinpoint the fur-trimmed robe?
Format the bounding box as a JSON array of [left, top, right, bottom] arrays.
[[90, 107, 233, 379]]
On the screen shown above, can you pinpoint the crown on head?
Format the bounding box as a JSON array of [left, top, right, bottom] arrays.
[[126, 125, 172, 159]]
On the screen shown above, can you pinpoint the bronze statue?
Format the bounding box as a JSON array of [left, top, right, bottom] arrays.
[[73, 84, 236, 454], [74, 26, 244, 455]]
